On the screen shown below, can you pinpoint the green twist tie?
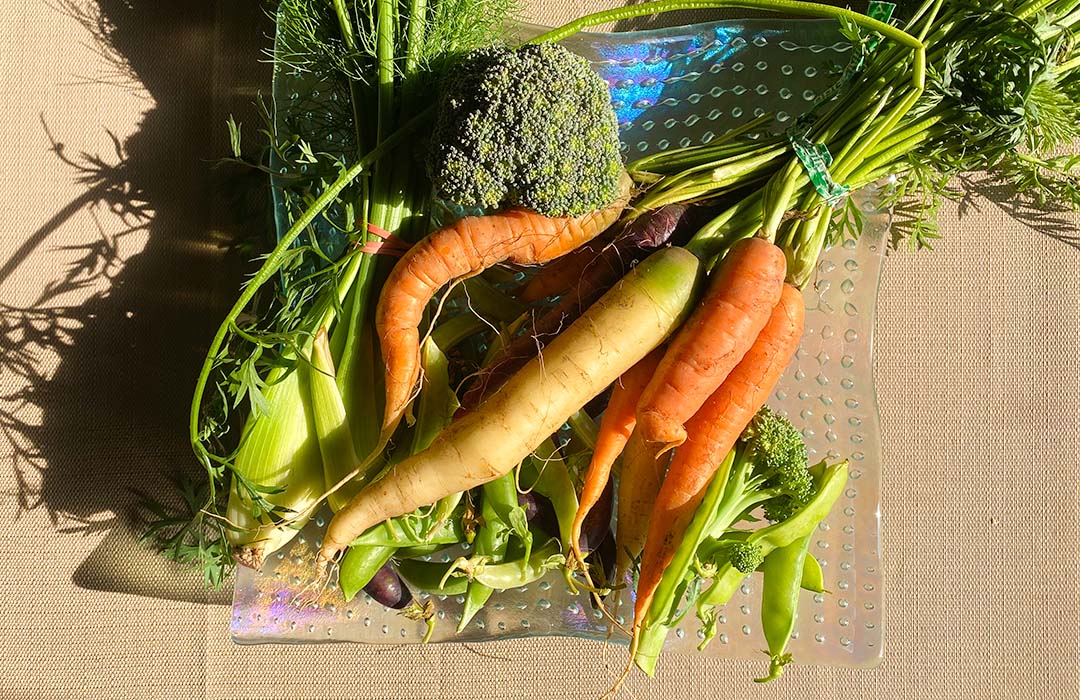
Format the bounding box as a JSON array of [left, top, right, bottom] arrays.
[[788, 134, 848, 206]]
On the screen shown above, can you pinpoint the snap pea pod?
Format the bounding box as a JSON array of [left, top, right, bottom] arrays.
[[520, 439, 579, 558], [754, 533, 812, 683], [348, 506, 465, 548], [396, 543, 451, 559], [635, 450, 736, 672], [339, 544, 396, 602], [396, 559, 470, 596], [459, 471, 518, 631]]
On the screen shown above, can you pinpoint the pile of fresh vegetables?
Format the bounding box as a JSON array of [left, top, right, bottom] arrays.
[[146, 0, 1080, 686]]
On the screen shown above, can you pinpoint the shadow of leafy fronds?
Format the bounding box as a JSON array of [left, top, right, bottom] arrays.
[[45, 0, 150, 99], [957, 171, 1080, 249]]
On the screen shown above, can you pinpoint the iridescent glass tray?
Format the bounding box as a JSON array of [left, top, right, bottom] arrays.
[[232, 16, 887, 669]]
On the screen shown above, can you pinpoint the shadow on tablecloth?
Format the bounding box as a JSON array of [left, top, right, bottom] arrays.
[[1, 0, 271, 605]]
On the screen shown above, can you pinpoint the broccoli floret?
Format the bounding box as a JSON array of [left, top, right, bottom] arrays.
[[428, 42, 623, 217], [728, 541, 765, 574], [743, 406, 813, 522]]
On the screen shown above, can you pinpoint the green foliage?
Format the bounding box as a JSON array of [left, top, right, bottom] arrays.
[[139, 475, 235, 588], [428, 42, 623, 217]]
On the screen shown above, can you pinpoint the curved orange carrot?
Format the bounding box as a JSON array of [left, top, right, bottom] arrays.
[[375, 174, 632, 441], [634, 236, 786, 454], [632, 283, 805, 633], [570, 348, 664, 575]]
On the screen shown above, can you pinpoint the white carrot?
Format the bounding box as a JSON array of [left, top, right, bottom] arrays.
[[317, 247, 703, 571]]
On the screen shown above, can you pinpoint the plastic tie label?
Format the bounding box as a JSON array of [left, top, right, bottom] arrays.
[[789, 135, 848, 206]]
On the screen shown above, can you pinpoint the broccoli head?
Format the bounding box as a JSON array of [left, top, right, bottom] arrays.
[[428, 42, 623, 217], [728, 541, 765, 574]]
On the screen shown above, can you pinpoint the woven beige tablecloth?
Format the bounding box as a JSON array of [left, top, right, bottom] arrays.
[[1, 2, 1078, 698]]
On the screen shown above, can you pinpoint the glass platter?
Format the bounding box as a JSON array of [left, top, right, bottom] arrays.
[[231, 14, 888, 669]]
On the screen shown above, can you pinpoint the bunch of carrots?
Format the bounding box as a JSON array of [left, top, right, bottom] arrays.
[[161, 0, 1080, 689]]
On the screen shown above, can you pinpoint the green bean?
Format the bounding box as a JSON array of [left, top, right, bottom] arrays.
[[459, 472, 518, 631], [339, 544, 396, 602], [754, 534, 812, 683]]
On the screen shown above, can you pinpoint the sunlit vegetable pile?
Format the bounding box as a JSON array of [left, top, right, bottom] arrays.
[[145, 0, 1080, 685]]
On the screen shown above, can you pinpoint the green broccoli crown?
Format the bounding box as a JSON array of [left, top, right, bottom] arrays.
[[743, 406, 813, 522], [728, 541, 765, 574], [428, 42, 624, 217]]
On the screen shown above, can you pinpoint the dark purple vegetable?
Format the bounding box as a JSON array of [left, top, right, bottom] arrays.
[[590, 530, 618, 611], [618, 203, 690, 249], [521, 490, 559, 540], [363, 563, 413, 609], [516, 489, 543, 523], [578, 477, 613, 555]]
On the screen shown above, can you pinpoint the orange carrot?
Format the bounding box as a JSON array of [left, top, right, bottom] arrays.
[[517, 236, 616, 303], [375, 174, 632, 442], [570, 348, 663, 574], [634, 236, 787, 454], [632, 282, 805, 632]]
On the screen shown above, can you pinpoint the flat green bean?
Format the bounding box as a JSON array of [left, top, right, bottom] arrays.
[[459, 472, 518, 631], [339, 544, 395, 602]]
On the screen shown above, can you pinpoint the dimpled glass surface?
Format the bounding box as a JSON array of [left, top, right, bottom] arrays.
[[233, 16, 887, 668]]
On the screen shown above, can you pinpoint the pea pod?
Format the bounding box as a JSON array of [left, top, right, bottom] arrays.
[[458, 472, 518, 631], [443, 541, 565, 589], [396, 543, 452, 560], [348, 506, 465, 548], [520, 439, 579, 557], [396, 559, 470, 596], [800, 553, 826, 594], [339, 545, 396, 602], [754, 533, 812, 683]]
